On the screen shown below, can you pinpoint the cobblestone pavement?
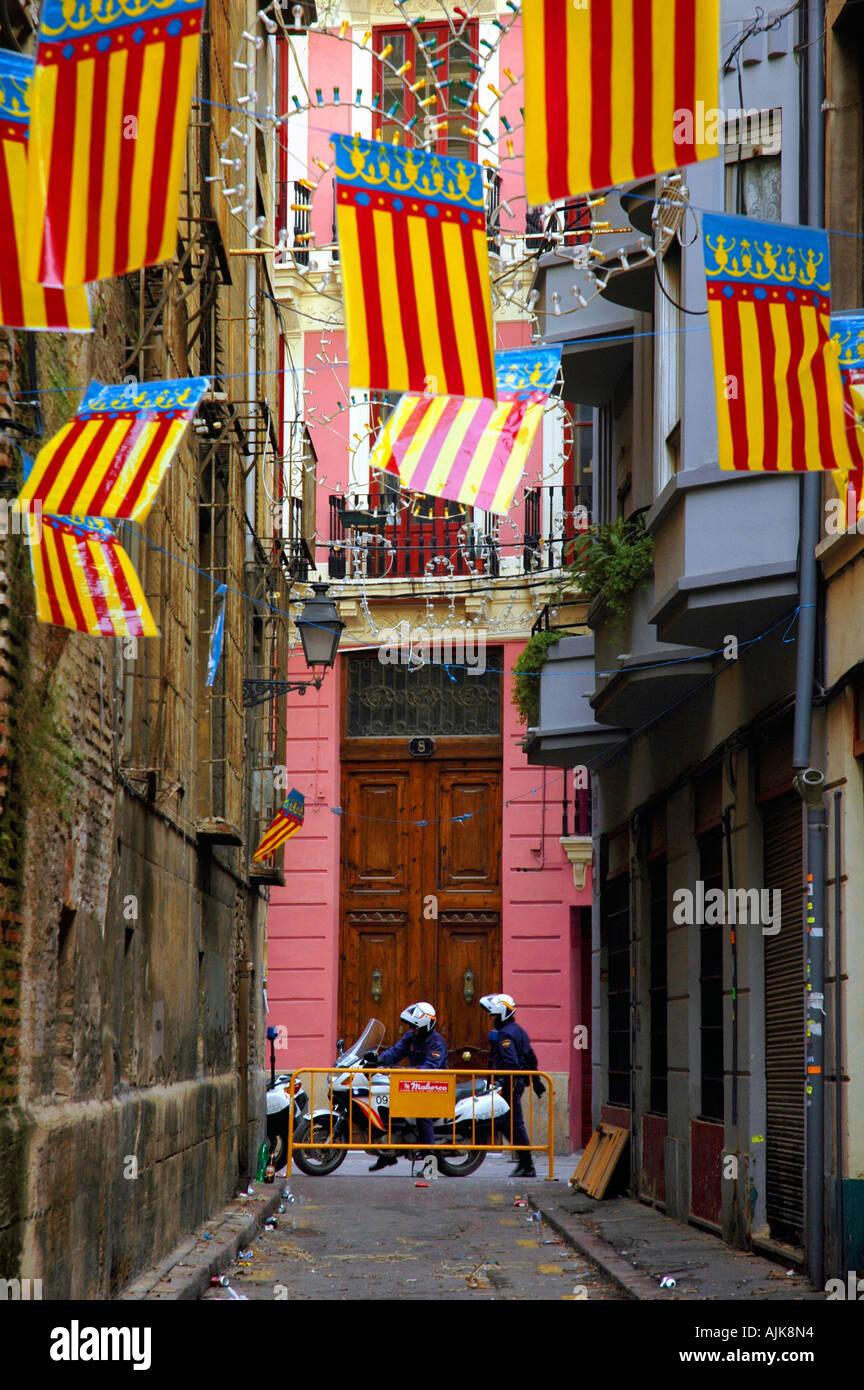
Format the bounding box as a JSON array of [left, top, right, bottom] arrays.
[[200, 1153, 624, 1302]]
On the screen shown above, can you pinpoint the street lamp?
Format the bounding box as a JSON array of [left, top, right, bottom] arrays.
[[242, 582, 344, 708], [294, 581, 345, 670]]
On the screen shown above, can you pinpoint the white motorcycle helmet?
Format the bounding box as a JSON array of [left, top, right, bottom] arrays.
[[401, 1001, 437, 1033], [479, 993, 516, 1024]]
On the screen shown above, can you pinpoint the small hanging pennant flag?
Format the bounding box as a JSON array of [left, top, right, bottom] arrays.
[[16, 377, 209, 522], [0, 48, 91, 331], [830, 312, 864, 524], [703, 212, 853, 474], [206, 584, 227, 687], [30, 512, 158, 638], [24, 0, 205, 287], [370, 347, 561, 516], [253, 789, 305, 862], [332, 133, 496, 400], [523, 0, 720, 203]]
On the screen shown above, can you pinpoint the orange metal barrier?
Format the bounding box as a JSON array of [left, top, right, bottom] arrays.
[[285, 1067, 555, 1179]]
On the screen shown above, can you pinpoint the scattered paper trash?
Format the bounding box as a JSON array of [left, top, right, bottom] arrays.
[[203, 1233, 212, 1240], [659, 1275, 676, 1288], [466, 1262, 492, 1289]]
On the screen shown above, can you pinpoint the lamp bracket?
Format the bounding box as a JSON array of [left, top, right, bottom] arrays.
[[242, 676, 323, 708]]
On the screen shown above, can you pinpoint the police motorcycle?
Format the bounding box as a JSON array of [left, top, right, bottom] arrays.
[[265, 1025, 309, 1169], [291, 1019, 511, 1178]]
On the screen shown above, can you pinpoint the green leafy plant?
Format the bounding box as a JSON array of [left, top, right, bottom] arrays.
[[512, 628, 571, 727], [565, 513, 655, 626]]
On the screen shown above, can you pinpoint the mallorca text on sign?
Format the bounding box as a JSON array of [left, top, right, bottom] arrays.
[[388, 1072, 455, 1119]]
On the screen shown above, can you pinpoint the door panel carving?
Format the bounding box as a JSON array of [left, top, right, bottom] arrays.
[[343, 772, 411, 892]]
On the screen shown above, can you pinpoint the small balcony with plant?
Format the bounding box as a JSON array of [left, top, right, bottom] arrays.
[[571, 512, 714, 729]]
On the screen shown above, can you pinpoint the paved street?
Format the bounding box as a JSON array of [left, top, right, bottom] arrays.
[[201, 1154, 623, 1302]]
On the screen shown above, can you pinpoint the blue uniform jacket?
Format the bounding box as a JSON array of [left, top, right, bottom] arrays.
[[489, 1020, 538, 1078], [379, 1028, 448, 1069]]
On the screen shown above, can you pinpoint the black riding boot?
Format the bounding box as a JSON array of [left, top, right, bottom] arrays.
[[368, 1154, 398, 1172], [513, 1158, 538, 1177]]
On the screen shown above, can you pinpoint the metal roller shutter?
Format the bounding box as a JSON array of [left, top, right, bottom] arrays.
[[762, 793, 805, 1248]]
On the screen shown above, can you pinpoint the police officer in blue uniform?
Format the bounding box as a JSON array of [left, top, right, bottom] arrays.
[[363, 1001, 447, 1171], [480, 993, 545, 1178]]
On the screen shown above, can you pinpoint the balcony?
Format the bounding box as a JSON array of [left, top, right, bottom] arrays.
[[589, 577, 715, 728], [523, 634, 629, 767], [326, 483, 591, 582], [646, 466, 801, 648]]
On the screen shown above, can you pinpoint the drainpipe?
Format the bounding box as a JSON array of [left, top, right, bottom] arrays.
[[833, 790, 845, 1275], [792, 0, 824, 773], [793, 0, 827, 1292], [795, 768, 827, 1290]]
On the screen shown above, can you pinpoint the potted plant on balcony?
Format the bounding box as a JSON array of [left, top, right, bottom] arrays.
[[565, 512, 654, 632], [513, 627, 572, 726]]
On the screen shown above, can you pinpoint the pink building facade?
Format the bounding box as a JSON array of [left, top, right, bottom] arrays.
[[267, 12, 593, 1146]]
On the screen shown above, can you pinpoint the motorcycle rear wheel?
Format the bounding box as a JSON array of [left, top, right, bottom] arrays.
[[292, 1119, 347, 1176], [436, 1148, 486, 1177]]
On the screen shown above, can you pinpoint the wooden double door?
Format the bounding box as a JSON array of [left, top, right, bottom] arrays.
[[339, 743, 502, 1061]]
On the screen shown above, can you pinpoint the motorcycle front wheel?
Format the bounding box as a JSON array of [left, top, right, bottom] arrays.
[[436, 1148, 486, 1177], [292, 1118, 348, 1176]]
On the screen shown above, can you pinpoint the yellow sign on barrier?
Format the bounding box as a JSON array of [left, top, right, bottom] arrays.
[[388, 1071, 455, 1118]]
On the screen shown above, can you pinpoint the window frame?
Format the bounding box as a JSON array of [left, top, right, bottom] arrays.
[[371, 21, 479, 161]]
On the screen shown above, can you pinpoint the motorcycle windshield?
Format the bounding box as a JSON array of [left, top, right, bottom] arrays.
[[335, 1019, 385, 1065]]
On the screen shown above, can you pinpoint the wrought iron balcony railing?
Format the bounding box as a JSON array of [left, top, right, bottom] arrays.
[[325, 483, 591, 581]]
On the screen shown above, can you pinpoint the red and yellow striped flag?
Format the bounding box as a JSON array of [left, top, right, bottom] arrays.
[[253, 790, 305, 862], [831, 313, 864, 523], [24, 0, 203, 288], [332, 134, 496, 399], [17, 378, 208, 522], [704, 213, 853, 475], [371, 348, 561, 516], [523, 0, 720, 203], [31, 514, 157, 637], [0, 48, 90, 330]]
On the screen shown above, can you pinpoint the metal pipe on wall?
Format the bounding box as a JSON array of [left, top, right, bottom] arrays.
[[834, 790, 845, 1274], [793, 0, 827, 1291]]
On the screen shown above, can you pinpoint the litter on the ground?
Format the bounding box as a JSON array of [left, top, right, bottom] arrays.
[[659, 1275, 676, 1288], [466, 1261, 493, 1289]]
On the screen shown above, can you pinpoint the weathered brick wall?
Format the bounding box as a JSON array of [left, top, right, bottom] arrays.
[[0, 0, 279, 1296]]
